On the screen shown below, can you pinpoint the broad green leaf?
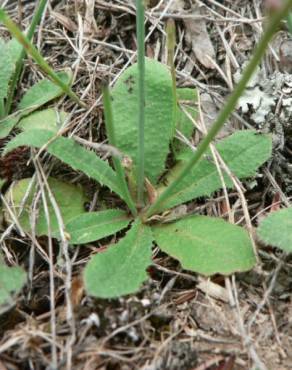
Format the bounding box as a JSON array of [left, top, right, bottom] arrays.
[[0, 39, 15, 101], [176, 88, 197, 139], [112, 58, 174, 183], [158, 130, 272, 211], [6, 38, 23, 62], [3, 129, 125, 199], [0, 116, 19, 139], [84, 220, 153, 298], [0, 107, 35, 138], [66, 209, 131, 244], [17, 108, 67, 132], [18, 71, 71, 110], [0, 262, 26, 306], [257, 208, 292, 252], [0, 107, 67, 139], [4, 177, 88, 236], [153, 215, 256, 276]]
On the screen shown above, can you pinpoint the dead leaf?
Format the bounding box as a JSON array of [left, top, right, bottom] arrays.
[[270, 192, 281, 212], [197, 277, 229, 303], [184, 5, 216, 69], [145, 178, 157, 205], [71, 276, 84, 307], [50, 11, 77, 32], [84, 0, 98, 35]]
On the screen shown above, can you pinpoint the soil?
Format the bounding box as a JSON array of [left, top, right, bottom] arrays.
[[0, 1, 292, 369]]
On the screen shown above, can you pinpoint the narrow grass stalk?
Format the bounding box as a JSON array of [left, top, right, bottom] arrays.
[[5, 0, 48, 115], [145, 0, 292, 218], [166, 19, 178, 133], [0, 100, 5, 119], [287, 12, 292, 33], [102, 85, 138, 217], [136, 0, 145, 206], [0, 8, 86, 109]]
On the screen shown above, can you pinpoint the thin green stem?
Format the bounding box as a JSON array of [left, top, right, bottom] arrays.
[[0, 99, 5, 119], [287, 12, 292, 33], [102, 85, 138, 217], [166, 19, 178, 133], [145, 0, 292, 218], [0, 8, 86, 109], [136, 0, 145, 207], [5, 0, 48, 115]]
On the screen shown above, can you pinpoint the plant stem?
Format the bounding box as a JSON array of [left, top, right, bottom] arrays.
[[136, 0, 145, 207], [0, 100, 5, 119], [145, 0, 292, 218], [166, 19, 178, 133], [102, 85, 138, 217], [287, 12, 292, 33], [5, 0, 48, 115], [0, 8, 86, 109]]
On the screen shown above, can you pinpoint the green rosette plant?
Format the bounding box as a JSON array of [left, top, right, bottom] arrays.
[[1, 0, 292, 299]]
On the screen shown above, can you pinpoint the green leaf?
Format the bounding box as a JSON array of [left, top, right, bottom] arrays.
[[0, 39, 15, 101], [3, 129, 125, 200], [0, 107, 66, 139], [84, 219, 153, 298], [6, 37, 23, 62], [66, 209, 131, 244], [0, 115, 20, 139], [153, 215, 256, 276], [0, 107, 37, 139], [0, 263, 26, 306], [18, 71, 71, 110], [17, 108, 67, 132], [112, 58, 174, 183], [257, 208, 292, 252], [158, 130, 272, 211], [0, 87, 68, 139], [4, 177, 88, 236]]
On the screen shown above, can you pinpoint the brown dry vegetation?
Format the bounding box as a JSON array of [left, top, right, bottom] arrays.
[[0, 0, 292, 369]]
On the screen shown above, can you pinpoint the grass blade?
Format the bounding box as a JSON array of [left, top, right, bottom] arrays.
[[287, 12, 292, 33], [166, 19, 178, 136], [136, 0, 145, 206], [0, 8, 86, 109], [5, 0, 49, 115], [0, 100, 4, 119]]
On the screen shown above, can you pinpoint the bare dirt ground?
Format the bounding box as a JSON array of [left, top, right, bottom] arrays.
[[0, 0, 292, 369]]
